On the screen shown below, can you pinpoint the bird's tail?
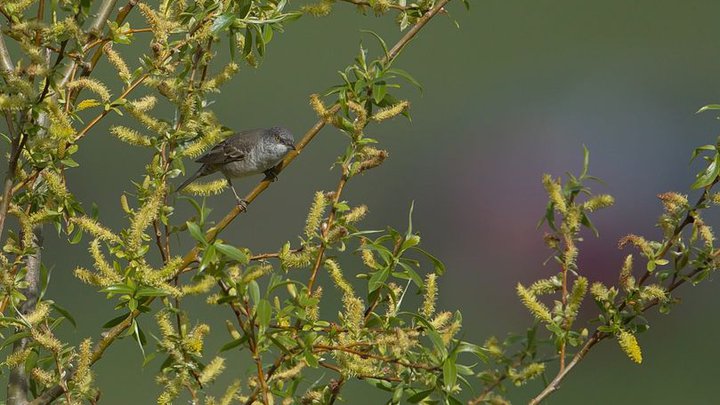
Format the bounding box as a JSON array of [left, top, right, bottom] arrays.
[[176, 167, 205, 192]]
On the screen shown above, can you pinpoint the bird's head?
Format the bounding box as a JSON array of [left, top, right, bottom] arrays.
[[269, 126, 296, 151]]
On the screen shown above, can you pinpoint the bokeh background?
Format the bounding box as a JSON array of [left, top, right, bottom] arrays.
[[5, 0, 720, 403]]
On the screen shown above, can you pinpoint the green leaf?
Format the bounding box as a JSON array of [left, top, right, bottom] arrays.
[[135, 286, 170, 298], [51, 302, 77, 328], [697, 104, 720, 113], [100, 284, 134, 295], [256, 299, 272, 328], [211, 13, 235, 34], [691, 153, 720, 189], [215, 242, 249, 263], [387, 68, 423, 93], [186, 221, 207, 245], [442, 353, 458, 391], [368, 267, 390, 292], [220, 336, 248, 352], [407, 389, 434, 403], [413, 247, 446, 275], [248, 280, 260, 305], [103, 312, 130, 328]]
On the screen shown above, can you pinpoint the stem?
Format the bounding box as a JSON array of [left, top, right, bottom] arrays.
[[7, 226, 42, 405], [0, 21, 17, 244], [528, 333, 602, 405], [307, 175, 348, 293]]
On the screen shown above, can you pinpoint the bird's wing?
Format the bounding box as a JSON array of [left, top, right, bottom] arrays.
[[195, 130, 260, 165]]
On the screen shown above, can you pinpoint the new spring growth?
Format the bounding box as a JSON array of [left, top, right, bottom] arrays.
[[40, 170, 69, 200], [353, 147, 389, 175], [110, 126, 153, 147], [565, 277, 588, 326], [301, 0, 334, 17], [617, 330, 642, 364], [127, 185, 166, 251], [279, 243, 315, 269], [199, 357, 226, 385], [31, 329, 63, 353], [590, 282, 611, 302], [90, 239, 121, 284], [542, 174, 567, 214], [31, 368, 55, 386], [66, 78, 111, 102], [202, 63, 240, 92], [509, 363, 546, 387], [103, 43, 131, 82], [73, 338, 93, 387], [640, 284, 668, 303], [309, 94, 332, 121], [305, 191, 328, 239], [517, 283, 553, 323], [693, 217, 715, 248], [346, 100, 368, 133], [25, 301, 51, 326], [583, 194, 615, 212], [71, 216, 121, 243], [619, 254, 635, 292], [183, 178, 228, 196], [658, 192, 688, 215], [619, 234, 653, 259], [4, 0, 37, 15], [371, 101, 409, 122], [421, 273, 438, 318], [529, 277, 560, 295]]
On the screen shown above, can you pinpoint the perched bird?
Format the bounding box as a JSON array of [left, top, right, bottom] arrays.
[[177, 127, 296, 207]]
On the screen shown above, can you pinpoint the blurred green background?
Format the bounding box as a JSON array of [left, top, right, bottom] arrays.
[[6, 0, 720, 403]]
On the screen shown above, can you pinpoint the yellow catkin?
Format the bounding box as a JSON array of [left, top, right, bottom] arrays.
[[346, 100, 368, 132], [71, 216, 121, 243], [618, 234, 653, 258], [529, 278, 558, 295], [127, 186, 165, 251], [203, 63, 239, 91], [183, 178, 228, 196], [583, 194, 615, 212], [272, 361, 306, 381], [130, 96, 157, 111], [25, 301, 51, 326], [41, 170, 69, 199], [181, 129, 223, 158], [180, 276, 216, 295], [590, 282, 610, 301], [199, 357, 225, 385], [657, 192, 688, 214], [305, 191, 327, 238], [103, 43, 131, 81], [371, 101, 409, 121], [31, 329, 63, 353], [619, 254, 634, 291], [74, 338, 93, 384], [516, 283, 553, 323], [31, 368, 55, 386], [542, 174, 567, 214], [566, 276, 588, 325], [74, 267, 102, 285], [219, 380, 242, 405], [110, 126, 152, 147], [301, 1, 333, 16], [90, 239, 121, 284], [5, 348, 32, 368], [617, 330, 642, 364], [344, 205, 368, 223], [325, 259, 353, 298], [421, 273, 437, 318], [641, 284, 668, 302], [309, 94, 328, 118], [156, 312, 176, 339], [66, 78, 111, 102]]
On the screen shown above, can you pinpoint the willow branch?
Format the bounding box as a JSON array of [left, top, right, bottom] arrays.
[[7, 227, 42, 405], [0, 22, 17, 246]]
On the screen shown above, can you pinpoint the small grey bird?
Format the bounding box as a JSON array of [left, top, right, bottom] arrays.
[[177, 127, 296, 206]]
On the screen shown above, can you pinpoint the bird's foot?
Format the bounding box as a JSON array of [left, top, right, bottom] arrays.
[[263, 168, 279, 182], [236, 198, 249, 211]]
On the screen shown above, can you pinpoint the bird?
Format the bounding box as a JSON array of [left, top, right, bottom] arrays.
[[177, 127, 296, 208]]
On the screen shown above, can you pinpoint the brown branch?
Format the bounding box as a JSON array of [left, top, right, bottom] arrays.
[[0, 22, 17, 248], [7, 227, 42, 405], [307, 175, 348, 292], [178, 105, 341, 271]]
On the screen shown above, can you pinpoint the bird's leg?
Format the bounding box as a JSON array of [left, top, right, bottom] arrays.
[[225, 177, 248, 211], [263, 167, 279, 182]]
